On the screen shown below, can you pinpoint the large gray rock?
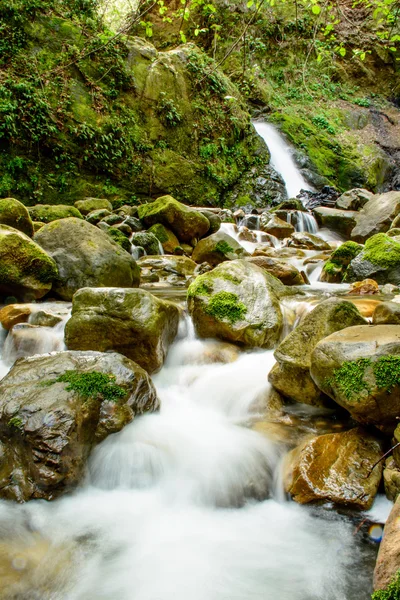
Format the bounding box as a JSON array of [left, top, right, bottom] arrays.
[[0, 351, 158, 502], [335, 188, 374, 211], [345, 233, 400, 285], [312, 207, 358, 238], [191, 230, 249, 266], [268, 298, 367, 405], [310, 324, 400, 432], [34, 218, 140, 300], [65, 287, 180, 373], [187, 260, 283, 348], [351, 191, 400, 242]]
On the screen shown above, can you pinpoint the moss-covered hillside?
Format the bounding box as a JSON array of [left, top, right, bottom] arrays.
[[0, 0, 268, 207]]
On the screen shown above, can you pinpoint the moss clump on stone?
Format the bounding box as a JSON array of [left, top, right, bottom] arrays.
[[8, 416, 24, 431], [187, 280, 212, 298], [327, 358, 372, 400], [56, 371, 126, 403], [331, 241, 363, 264], [372, 571, 400, 600], [373, 355, 400, 393], [29, 205, 83, 223], [215, 240, 234, 254], [323, 260, 342, 276], [107, 227, 131, 252], [205, 291, 247, 323], [148, 223, 169, 244], [363, 234, 400, 268], [187, 269, 241, 299]]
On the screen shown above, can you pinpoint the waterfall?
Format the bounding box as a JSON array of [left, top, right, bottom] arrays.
[[287, 210, 319, 233], [253, 121, 313, 199]]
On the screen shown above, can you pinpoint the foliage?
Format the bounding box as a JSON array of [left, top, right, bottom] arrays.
[[205, 291, 247, 322], [157, 93, 182, 127], [56, 370, 126, 402], [372, 571, 400, 600]]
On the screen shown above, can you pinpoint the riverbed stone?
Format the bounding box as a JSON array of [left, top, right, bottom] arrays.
[[34, 218, 140, 300], [138, 255, 196, 286], [351, 191, 400, 242], [373, 301, 400, 324], [0, 225, 58, 301], [138, 196, 210, 243], [313, 207, 358, 238], [191, 230, 249, 266], [259, 214, 295, 239], [74, 197, 113, 215], [335, 188, 374, 211], [246, 256, 305, 285], [29, 204, 83, 223], [373, 497, 400, 592], [0, 350, 158, 502], [131, 232, 161, 255], [187, 260, 283, 348], [310, 324, 400, 431], [345, 233, 400, 285], [320, 241, 363, 283], [85, 208, 112, 224], [65, 287, 180, 373], [383, 457, 400, 502], [0, 198, 34, 237], [284, 427, 383, 509], [286, 231, 331, 251], [148, 223, 180, 254], [0, 304, 32, 329], [268, 298, 367, 406]]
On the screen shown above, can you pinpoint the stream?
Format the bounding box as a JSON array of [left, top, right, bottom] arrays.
[[0, 122, 392, 599]]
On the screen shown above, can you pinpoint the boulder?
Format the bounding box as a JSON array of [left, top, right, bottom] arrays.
[[198, 210, 221, 235], [29, 204, 83, 223], [0, 351, 158, 502], [320, 241, 363, 283], [351, 191, 400, 243], [271, 199, 305, 212], [187, 260, 283, 348], [335, 188, 374, 211], [138, 255, 196, 286], [34, 218, 140, 301], [345, 233, 400, 285], [259, 214, 295, 239], [349, 278, 379, 295], [0, 304, 32, 330], [74, 197, 113, 215], [269, 298, 367, 406], [65, 287, 180, 373], [0, 225, 58, 301], [101, 213, 124, 226], [286, 232, 331, 251], [191, 231, 249, 266], [0, 198, 34, 237], [131, 231, 161, 255], [284, 428, 383, 510], [312, 207, 358, 238], [148, 223, 180, 254], [246, 256, 305, 286], [310, 324, 400, 431], [373, 497, 400, 592], [373, 301, 400, 325], [85, 208, 112, 224], [383, 457, 400, 502], [107, 227, 132, 252], [138, 195, 210, 243]]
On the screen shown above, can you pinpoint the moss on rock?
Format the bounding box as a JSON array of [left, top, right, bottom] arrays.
[[0, 198, 34, 237], [29, 204, 83, 223]]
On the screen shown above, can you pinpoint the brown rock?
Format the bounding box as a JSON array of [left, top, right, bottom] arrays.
[[246, 256, 305, 286], [0, 304, 32, 330], [373, 497, 400, 591], [349, 279, 379, 295]]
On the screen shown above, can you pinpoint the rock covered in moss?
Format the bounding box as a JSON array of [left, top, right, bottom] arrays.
[[191, 230, 249, 266], [107, 227, 132, 252], [286, 231, 331, 251], [187, 260, 283, 348], [373, 301, 400, 325], [148, 223, 180, 254], [138, 255, 196, 286], [0, 198, 34, 237], [246, 256, 305, 286], [65, 287, 180, 373], [131, 231, 161, 255], [29, 204, 83, 223], [198, 210, 221, 235], [269, 298, 367, 406], [272, 199, 305, 212], [383, 457, 400, 502], [345, 233, 400, 285], [284, 427, 383, 509], [335, 188, 374, 211], [260, 213, 295, 239], [86, 208, 112, 224], [138, 196, 210, 243], [313, 207, 358, 238], [74, 197, 113, 215], [320, 241, 363, 283], [0, 225, 58, 301], [310, 324, 400, 431], [0, 350, 158, 502], [34, 218, 139, 300], [351, 191, 400, 242]]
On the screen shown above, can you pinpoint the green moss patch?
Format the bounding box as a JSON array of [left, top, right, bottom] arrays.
[[205, 291, 247, 323], [372, 571, 400, 600], [363, 234, 400, 269], [374, 356, 400, 393], [215, 240, 234, 255], [328, 354, 400, 400], [56, 371, 126, 403]]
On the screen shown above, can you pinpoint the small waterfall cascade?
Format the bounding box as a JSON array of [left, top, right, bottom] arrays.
[[286, 210, 319, 233], [253, 121, 313, 199]]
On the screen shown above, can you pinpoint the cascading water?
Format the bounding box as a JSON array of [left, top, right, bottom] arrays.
[[287, 210, 319, 234], [253, 121, 313, 198]]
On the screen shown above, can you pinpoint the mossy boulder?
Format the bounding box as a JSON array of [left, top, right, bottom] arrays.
[[29, 204, 83, 223], [312, 207, 358, 238], [271, 199, 305, 212], [34, 218, 139, 300], [269, 298, 367, 406], [0, 350, 158, 502], [131, 232, 161, 255], [138, 255, 196, 286], [148, 223, 180, 254], [138, 196, 210, 243], [383, 457, 400, 502], [246, 256, 305, 286], [65, 287, 180, 373], [198, 210, 221, 235], [373, 302, 400, 325], [74, 198, 113, 216], [107, 227, 132, 252], [284, 427, 383, 510], [320, 241, 363, 283], [187, 260, 283, 348], [345, 233, 400, 285], [351, 191, 400, 242], [335, 188, 374, 211], [0, 225, 58, 301], [86, 209, 112, 224], [191, 231, 249, 266], [260, 214, 295, 239], [287, 232, 331, 251], [0, 198, 34, 237], [310, 324, 400, 431]]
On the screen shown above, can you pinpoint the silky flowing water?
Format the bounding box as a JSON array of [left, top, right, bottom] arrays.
[[0, 122, 392, 599]]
